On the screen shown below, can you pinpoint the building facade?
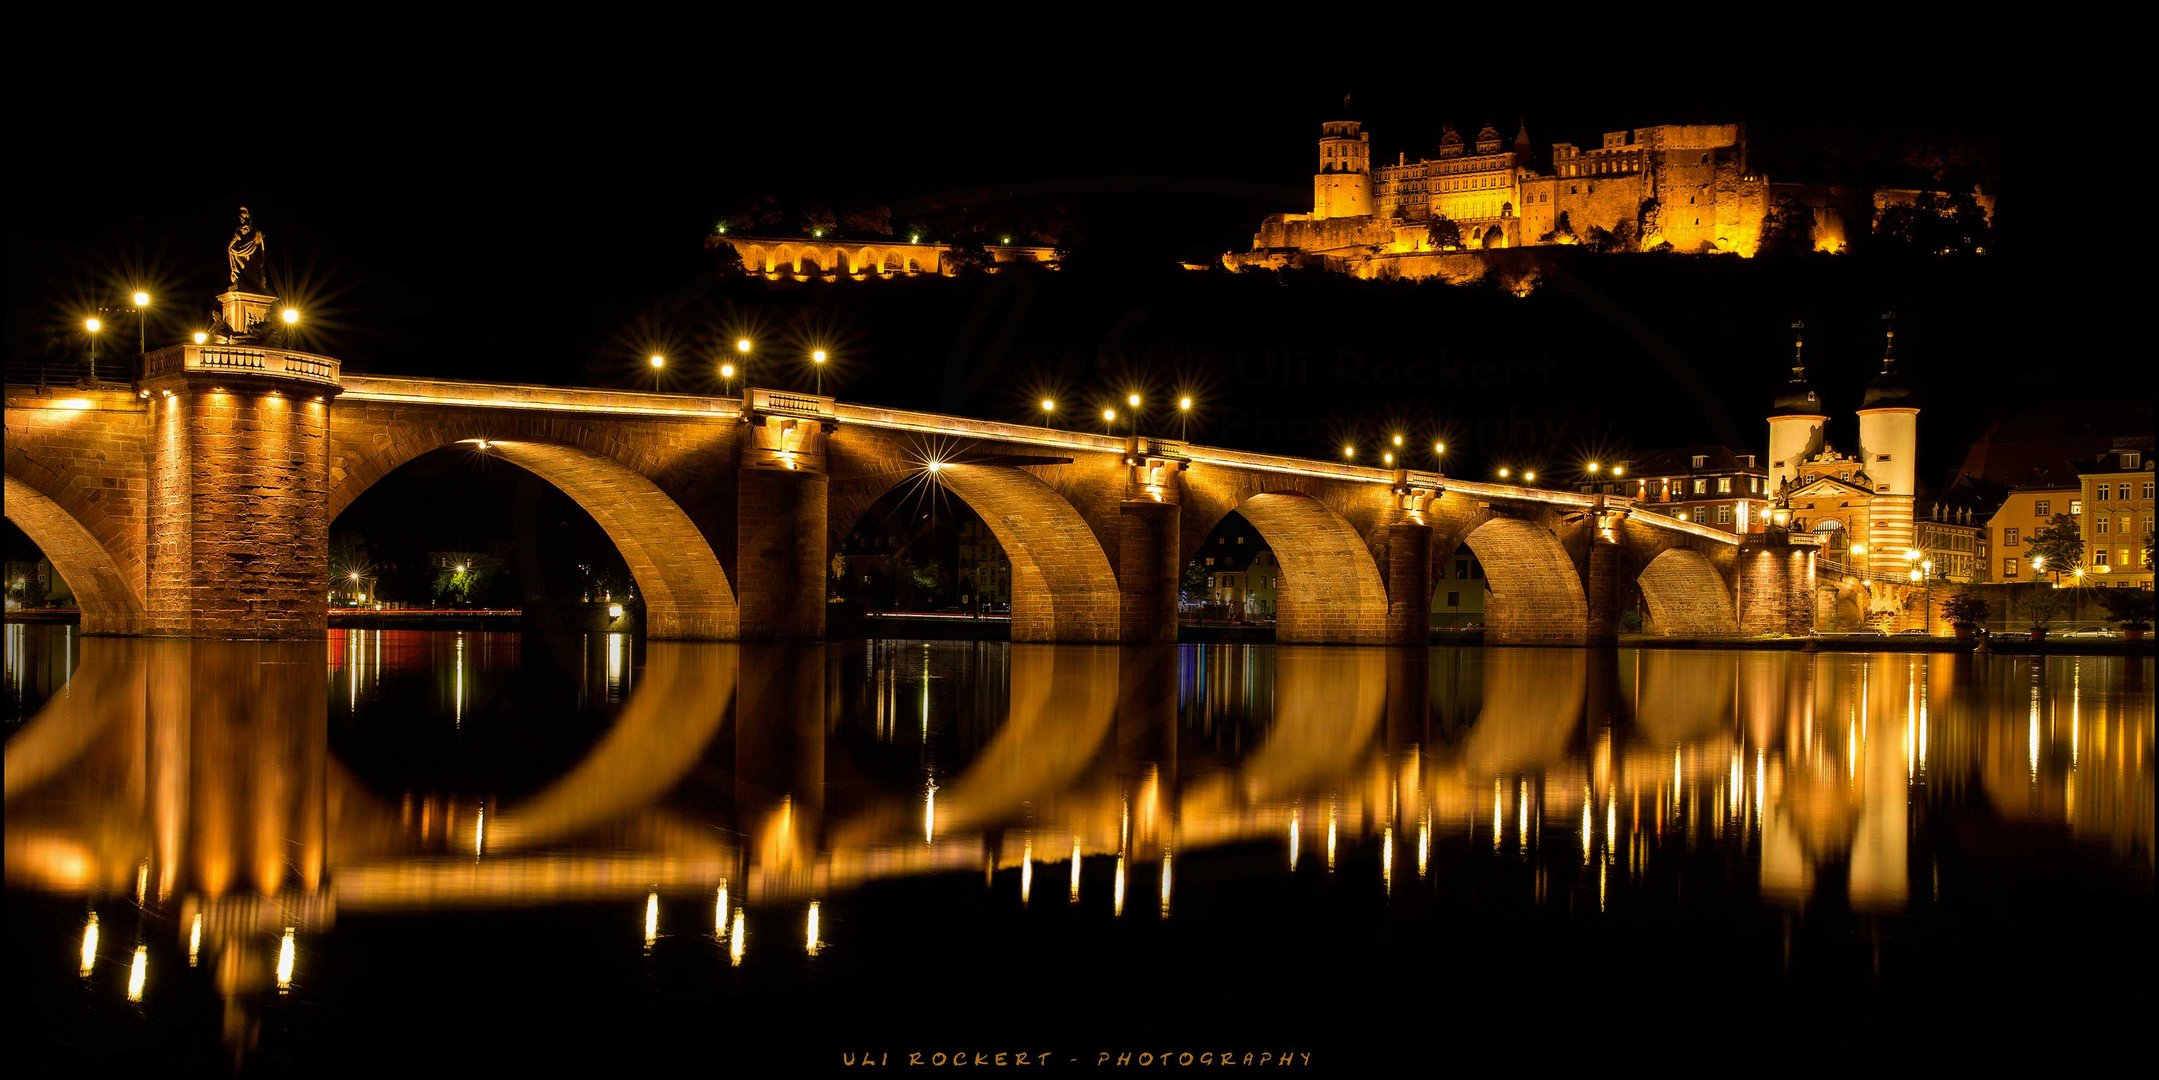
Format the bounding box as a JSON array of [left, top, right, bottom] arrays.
[[1583, 445, 1768, 534], [2078, 440, 2155, 588], [1983, 487, 2079, 583], [1769, 321, 1920, 579], [1915, 503, 1986, 584], [1231, 113, 1769, 273]]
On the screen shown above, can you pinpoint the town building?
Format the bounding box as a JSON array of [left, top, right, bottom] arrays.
[[956, 519, 1012, 608], [1915, 503, 1986, 584], [1582, 445, 1768, 534], [1769, 320, 1920, 579], [1432, 550, 1488, 628], [2077, 439, 2155, 588], [1196, 531, 1277, 619], [1983, 486, 2079, 583]]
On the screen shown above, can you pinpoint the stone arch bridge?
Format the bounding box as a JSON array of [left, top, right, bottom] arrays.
[[3, 342, 1815, 643]]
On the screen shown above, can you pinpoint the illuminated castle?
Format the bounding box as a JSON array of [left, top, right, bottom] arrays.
[[1229, 109, 1770, 275], [1769, 319, 1919, 577]]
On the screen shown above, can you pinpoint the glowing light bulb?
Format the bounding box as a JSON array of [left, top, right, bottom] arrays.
[[280, 308, 298, 325], [648, 354, 665, 369], [275, 928, 295, 991], [735, 338, 752, 353], [84, 317, 101, 333], [79, 913, 98, 977], [192, 331, 208, 344], [132, 291, 150, 307], [127, 945, 148, 1002]]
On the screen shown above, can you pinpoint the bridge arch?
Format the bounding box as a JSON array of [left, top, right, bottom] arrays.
[[1215, 492, 1389, 644], [328, 433, 736, 639], [1456, 516, 1585, 645], [1, 474, 143, 635], [838, 460, 1121, 641], [1636, 547, 1739, 637]]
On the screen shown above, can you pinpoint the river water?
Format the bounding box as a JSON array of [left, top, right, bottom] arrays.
[[4, 624, 2151, 1074]]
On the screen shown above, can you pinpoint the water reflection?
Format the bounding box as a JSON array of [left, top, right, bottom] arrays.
[[3, 625, 2152, 1067]]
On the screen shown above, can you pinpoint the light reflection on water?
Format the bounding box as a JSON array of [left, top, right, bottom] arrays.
[[3, 626, 2151, 1068]]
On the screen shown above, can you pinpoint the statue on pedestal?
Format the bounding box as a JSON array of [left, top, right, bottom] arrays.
[[226, 206, 269, 294]]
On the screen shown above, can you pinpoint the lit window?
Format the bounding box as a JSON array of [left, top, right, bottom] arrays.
[[1716, 505, 1733, 524], [1691, 455, 1707, 469], [1717, 477, 1732, 493], [2004, 558, 2019, 577], [2095, 550, 2110, 568], [2070, 500, 2082, 515], [2004, 528, 2019, 546], [1692, 479, 1707, 495]]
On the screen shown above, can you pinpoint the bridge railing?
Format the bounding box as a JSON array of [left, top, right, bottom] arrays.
[[142, 343, 343, 387], [748, 387, 835, 421]]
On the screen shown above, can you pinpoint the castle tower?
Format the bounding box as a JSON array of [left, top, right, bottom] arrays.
[[1312, 105, 1371, 221], [1856, 313, 1919, 563], [1767, 321, 1825, 498]]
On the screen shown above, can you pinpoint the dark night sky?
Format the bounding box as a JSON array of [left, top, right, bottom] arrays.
[[4, 38, 2143, 482]]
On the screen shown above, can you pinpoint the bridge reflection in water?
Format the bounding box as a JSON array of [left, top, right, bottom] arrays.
[[3, 627, 2151, 1065]]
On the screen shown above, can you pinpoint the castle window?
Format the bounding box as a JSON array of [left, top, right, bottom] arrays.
[[1877, 455, 1891, 462], [2071, 500, 2083, 514]]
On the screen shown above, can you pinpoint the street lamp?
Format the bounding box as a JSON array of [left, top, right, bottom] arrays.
[[1125, 393, 1141, 438], [279, 307, 300, 350], [719, 362, 736, 395], [84, 317, 101, 382], [1523, 470, 1538, 484], [1497, 467, 1511, 480], [1040, 398, 1056, 426], [1178, 396, 1192, 440], [130, 291, 150, 356], [1101, 407, 1116, 435], [1433, 441, 1447, 475], [811, 349, 827, 395], [1342, 444, 1355, 461], [192, 331, 209, 345]]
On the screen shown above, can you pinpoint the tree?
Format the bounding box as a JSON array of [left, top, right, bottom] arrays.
[[1940, 590, 1990, 628], [1429, 216, 1463, 250], [1636, 198, 1662, 246], [2097, 588, 2155, 632], [1582, 220, 1635, 253], [432, 555, 493, 607], [1874, 189, 1992, 256], [2021, 583, 2070, 633], [842, 205, 894, 237], [2024, 514, 2085, 581], [1538, 211, 1575, 245], [801, 203, 838, 237], [1758, 193, 1817, 258], [1180, 563, 1210, 607]]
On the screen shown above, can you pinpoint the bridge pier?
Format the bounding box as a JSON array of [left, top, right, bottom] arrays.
[[143, 365, 337, 638], [1584, 538, 1621, 646], [1117, 499, 1180, 643], [1736, 537, 1817, 636], [1385, 521, 1432, 646]]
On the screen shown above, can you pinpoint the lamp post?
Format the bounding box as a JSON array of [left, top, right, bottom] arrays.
[[1178, 396, 1192, 441], [812, 349, 827, 395], [648, 352, 665, 389], [735, 338, 752, 387], [720, 362, 736, 396], [1433, 441, 1446, 476], [84, 317, 101, 382], [130, 291, 149, 357], [280, 307, 299, 350], [1125, 393, 1141, 439], [1101, 407, 1116, 436], [1040, 398, 1056, 427]]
